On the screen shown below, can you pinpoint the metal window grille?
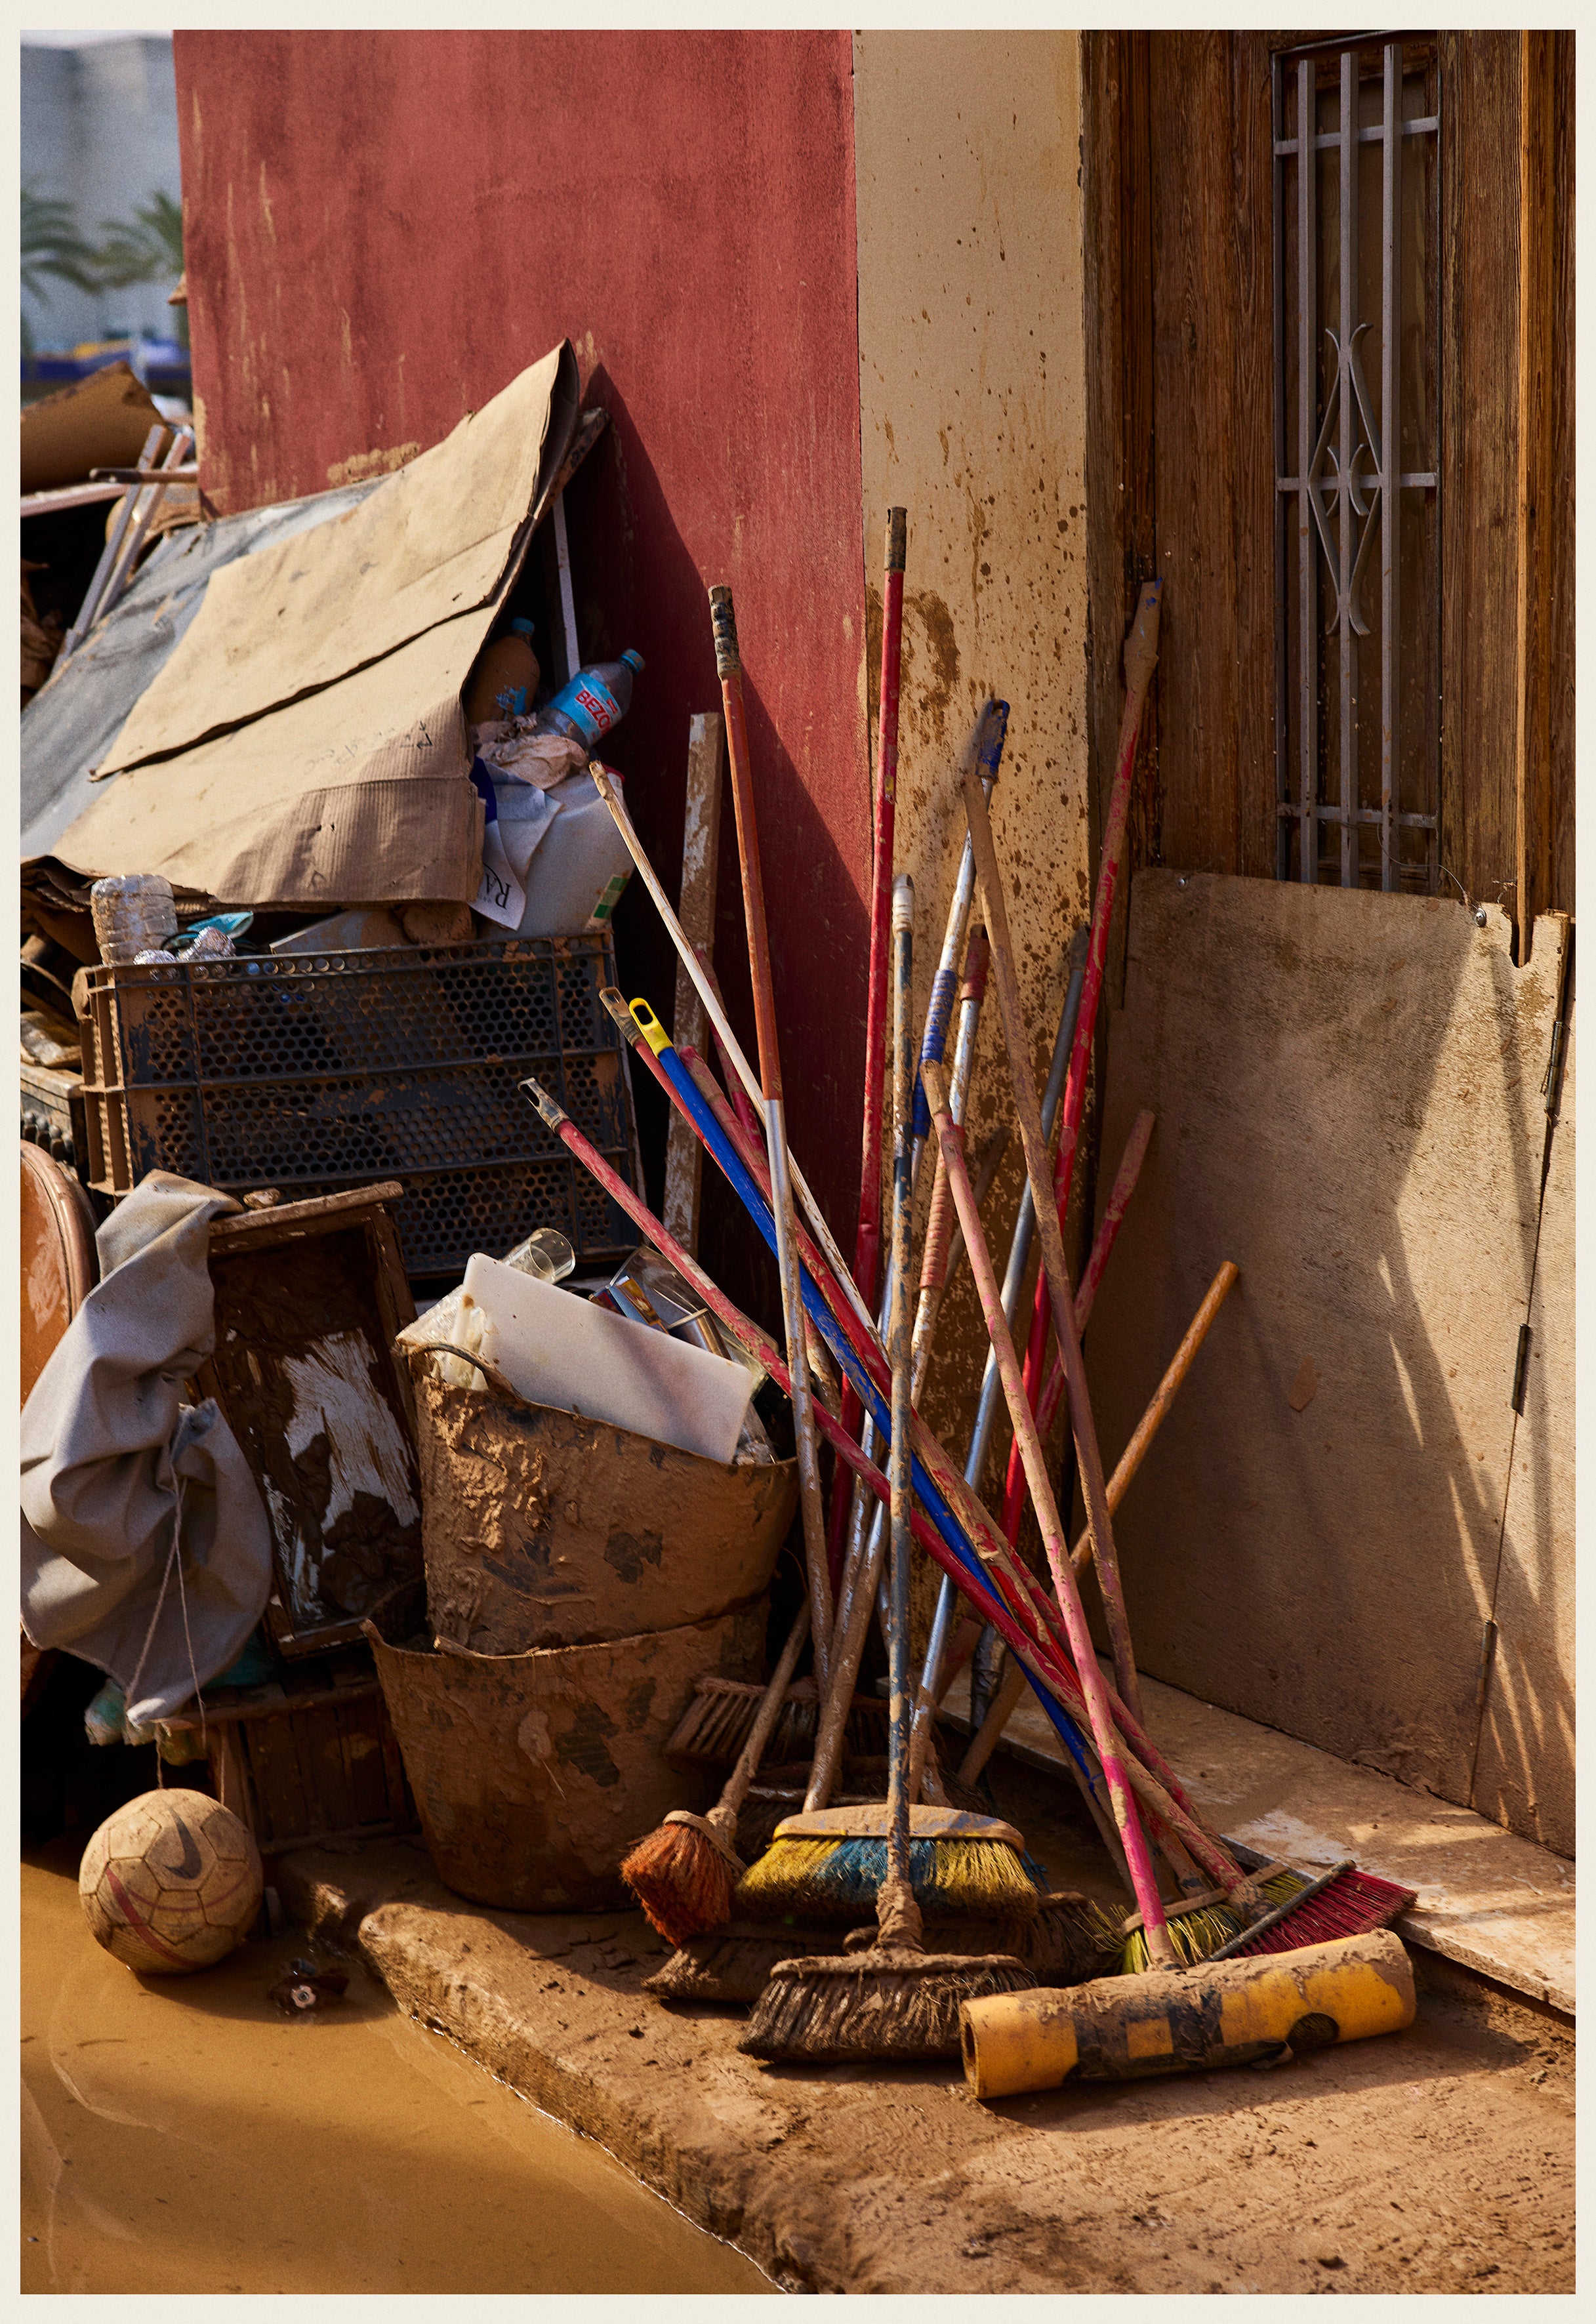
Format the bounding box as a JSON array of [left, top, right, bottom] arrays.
[[1273, 34, 1441, 889]]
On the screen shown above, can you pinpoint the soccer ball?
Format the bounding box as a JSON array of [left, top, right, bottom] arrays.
[[79, 1789, 263, 1974]]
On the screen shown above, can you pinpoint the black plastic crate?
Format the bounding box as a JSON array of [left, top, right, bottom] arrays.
[[78, 937, 640, 1278]]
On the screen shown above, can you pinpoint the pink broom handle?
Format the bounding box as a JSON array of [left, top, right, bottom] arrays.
[[828, 506, 908, 1585], [708, 584, 834, 1687], [1001, 581, 1162, 1546], [919, 1056, 1175, 1967], [961, 764, 1146, 1732]]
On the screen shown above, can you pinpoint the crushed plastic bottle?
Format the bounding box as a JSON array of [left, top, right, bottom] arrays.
[[541, 649, 645, 751]]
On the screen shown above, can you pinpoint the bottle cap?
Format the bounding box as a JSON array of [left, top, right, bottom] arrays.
[[622, 648, 645, 673], [510, 618, 537, 639]]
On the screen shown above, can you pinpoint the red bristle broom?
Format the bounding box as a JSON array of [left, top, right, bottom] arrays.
[[1208, 1860, 1417, 1961]]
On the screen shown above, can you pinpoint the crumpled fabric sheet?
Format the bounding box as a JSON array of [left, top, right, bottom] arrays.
[[20, 1171, 274, 1728], [471, 712, 588, 789]]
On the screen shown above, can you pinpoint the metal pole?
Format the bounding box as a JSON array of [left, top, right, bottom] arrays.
[[1338, 46, 1359, 888], [1381, 42, 1404, 891], [1298, 58, 1320, 882]]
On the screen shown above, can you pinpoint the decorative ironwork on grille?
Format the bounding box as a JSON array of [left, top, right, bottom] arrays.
[[1273, 34, 1441, 889]]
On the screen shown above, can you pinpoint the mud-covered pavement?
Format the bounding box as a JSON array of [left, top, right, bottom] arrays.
[[281, 1818, 1574, 2296]]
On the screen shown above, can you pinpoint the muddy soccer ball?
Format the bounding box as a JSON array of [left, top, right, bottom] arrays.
[[79, 1789, 263, 1974]]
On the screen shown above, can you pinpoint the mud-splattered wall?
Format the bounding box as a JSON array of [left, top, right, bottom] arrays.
[[853, 33, 1092, 1527]]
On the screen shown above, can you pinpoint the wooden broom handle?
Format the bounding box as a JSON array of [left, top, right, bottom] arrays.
[[708, 1600, 811, 1839], [961, 764, 1147, 1731]]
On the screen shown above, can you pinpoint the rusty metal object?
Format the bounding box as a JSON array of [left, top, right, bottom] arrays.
[[366, 1597, 770, 1912], [412, 1366, 796, 1656]]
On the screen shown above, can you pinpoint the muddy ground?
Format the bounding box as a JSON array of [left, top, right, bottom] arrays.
[[280, 1753, 1573, 2295]]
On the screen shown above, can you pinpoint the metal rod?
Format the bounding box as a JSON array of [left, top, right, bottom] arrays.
[[1338, 47, 1359, 889], [552, 493, 581, 683], [1273, 47, 1291, 882], [56, 422, 165, 663], [1298, 58, 1319, 882], [1381, 41, 1404, 891], [97, 427, 194, 626]]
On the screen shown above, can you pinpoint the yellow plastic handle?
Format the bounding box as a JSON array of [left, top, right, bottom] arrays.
[[630, 998, 671, 1057]]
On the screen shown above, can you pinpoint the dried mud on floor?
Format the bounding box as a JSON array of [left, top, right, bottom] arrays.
[[282, 1808, 1573, 2295]]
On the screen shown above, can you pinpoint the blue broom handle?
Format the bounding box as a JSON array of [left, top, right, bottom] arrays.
[[635, 1006, 1098, 1787]]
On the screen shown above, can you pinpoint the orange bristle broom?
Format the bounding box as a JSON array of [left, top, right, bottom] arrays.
[[621, 1602, 811, 1948]]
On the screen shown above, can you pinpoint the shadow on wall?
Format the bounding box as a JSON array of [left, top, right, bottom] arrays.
[[1080, 872, 1570, 1854], [571, 367, 871, 1339]]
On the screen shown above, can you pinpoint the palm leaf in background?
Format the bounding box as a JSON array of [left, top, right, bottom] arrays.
[[89, 190, 188, 351], [21, 184, 98, 354]]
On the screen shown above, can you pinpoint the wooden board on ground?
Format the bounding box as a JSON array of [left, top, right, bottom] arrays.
[[1083, 870, 1569, 1850]]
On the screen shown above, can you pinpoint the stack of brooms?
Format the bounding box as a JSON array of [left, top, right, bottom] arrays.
[[522, 521, 1415, 2080]]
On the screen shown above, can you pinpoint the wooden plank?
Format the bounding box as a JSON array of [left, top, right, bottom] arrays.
[[1545, 33, 1576, 916], [1148, 33, 1242, 876], [661, 712, 726, 1257], [1515, 31, 1560, 960], [1440, 35, 1523, 921], [1229, 31, 1278, 882], [208, 1183, 407, 1246], [1085, 870, 1568, 1834], [1471, 985, 1572, 1855]]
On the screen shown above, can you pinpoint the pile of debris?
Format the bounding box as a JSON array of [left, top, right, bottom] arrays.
[[20, 346, 1418, 2110]]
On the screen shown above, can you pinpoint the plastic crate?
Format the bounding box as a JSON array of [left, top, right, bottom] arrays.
[[78, 936, 640, 1278]]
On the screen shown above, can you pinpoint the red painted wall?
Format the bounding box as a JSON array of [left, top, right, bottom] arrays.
[[173, 29, 870, 1309]]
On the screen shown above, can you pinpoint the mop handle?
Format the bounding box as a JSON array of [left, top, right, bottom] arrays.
[[884, 875, 916, 1916], [962, 764, 1145, 1731], [1001, 581, 1162, 1541], [919, 1055, 1174, 1965]]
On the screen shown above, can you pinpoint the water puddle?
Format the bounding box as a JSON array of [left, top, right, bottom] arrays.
[[22, 1838, 775, 2294]]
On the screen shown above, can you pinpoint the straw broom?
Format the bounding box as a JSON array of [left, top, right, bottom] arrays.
[[739, 879, 1033, 2061]]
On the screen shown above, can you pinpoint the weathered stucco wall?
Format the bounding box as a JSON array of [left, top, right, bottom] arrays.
[[852, 32, 1092, 1505]]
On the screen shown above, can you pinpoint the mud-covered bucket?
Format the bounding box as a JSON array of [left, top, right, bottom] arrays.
[[408, 1356, 796, 1655], [364, 1593, 769, 1911]]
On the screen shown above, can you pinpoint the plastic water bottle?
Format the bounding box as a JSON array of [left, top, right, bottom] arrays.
[[542, 649, 644, 750], [464, 617, 541, 726], [91, 873, 176, 965]]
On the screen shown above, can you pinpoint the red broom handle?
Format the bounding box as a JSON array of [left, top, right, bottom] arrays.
[[919, 1055, 1174, 1963], [1000, 582, 1161, 1542], [855, 505, 907, 1316], [828, 509, 908, 1582]]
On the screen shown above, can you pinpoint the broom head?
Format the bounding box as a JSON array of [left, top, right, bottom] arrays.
[[739, 1946, 1034, 2062], [620, 1810, 743, 1948], [735, 1803, 1044, 1926]]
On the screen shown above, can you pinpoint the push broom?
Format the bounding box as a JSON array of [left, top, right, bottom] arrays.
[[739, 878, 1034, 2063], [714, 889, 1044, 1932]]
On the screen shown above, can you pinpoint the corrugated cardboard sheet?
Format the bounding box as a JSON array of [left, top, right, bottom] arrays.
[[40, 341, 579, 908]]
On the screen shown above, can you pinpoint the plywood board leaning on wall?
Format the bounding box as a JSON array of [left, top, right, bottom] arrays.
[[1082, 871, 1570, 1854]]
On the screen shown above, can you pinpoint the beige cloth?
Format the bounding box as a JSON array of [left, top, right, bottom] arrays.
[[20, 1173, 273, 1727], [45, 343, 580, 911]]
